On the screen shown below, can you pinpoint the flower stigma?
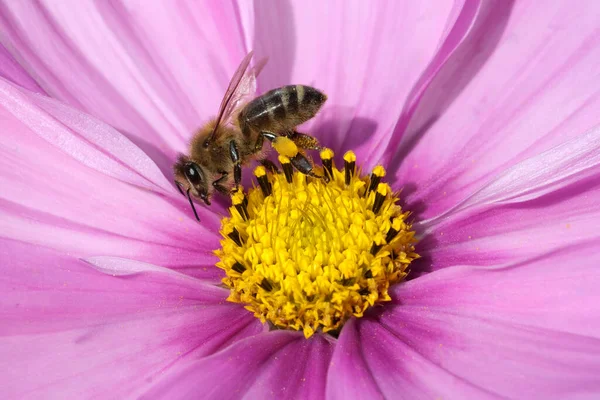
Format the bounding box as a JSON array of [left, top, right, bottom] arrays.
[[215, 149, 419, 338]]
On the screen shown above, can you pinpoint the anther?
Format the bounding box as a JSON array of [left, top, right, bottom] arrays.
[[232, 262, 246, 273], [254, 166, 272, 197], [279, 155, 294, 183], [370, 242, 383, 255], [373, 183, 388, 214], [385, 227, 399, 243], [343, 151, 356, 185], [320, 148, 335, 181], [260, 159, 279, 174], [386, 217, 402, 243], [232, 191, 249, 221], [260, 278, 273, 291], [227, 227, 243, 247], [368, 165, 386, 195], [341, 278, 355, 286]]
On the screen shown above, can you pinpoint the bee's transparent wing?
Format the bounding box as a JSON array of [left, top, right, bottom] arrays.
[[208, 51, 267, 142], [221, 56, 268, 124]]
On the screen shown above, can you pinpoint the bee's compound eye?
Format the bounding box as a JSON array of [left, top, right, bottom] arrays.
[[184, 163, 203, 185]]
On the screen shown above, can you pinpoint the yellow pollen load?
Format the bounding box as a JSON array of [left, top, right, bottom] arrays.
[[215, 149, 419, 338], [271, 136, 299, 158]]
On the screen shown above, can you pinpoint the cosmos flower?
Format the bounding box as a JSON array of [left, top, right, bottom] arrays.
[[1, 0, 600, 399]]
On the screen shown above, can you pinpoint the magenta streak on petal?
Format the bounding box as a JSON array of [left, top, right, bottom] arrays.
[[329, 318, 499, 400], [326, 319, 385, 400], [0, 43, 45, 93], [0, 240, 262, 399], [370, 313, 600, 400], [142, 331, 334, 400]]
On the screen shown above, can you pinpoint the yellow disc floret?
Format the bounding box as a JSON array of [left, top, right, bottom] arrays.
[[215, 149, 418, 338]]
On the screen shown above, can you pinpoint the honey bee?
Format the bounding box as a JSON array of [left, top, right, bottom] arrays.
[[174, 51, 327, 221]]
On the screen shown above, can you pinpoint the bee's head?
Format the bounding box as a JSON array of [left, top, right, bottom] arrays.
[[174, 155, 211, 206]]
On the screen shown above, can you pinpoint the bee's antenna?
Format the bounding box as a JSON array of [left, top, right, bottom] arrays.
[[186, 188, 200, 222]]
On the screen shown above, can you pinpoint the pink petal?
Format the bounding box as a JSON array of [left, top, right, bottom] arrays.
[[413, 130, 600, 273], [199, 0, 459, 165], [328, 244, 600, 399], [377, 0, 486, 166], [394, 242, 600, 337], [325, 319, 384, 400], [392, 0, 600, 222], [0, 0, 248, 172], [0, 79, 224, 280], [0, 77, 171, 192], [429, 128, 600, 221], [0, 240, 262, 399], [142, 331, 333, 400]]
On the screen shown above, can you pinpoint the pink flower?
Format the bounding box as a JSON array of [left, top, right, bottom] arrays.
[[2, 0, 600, 399]]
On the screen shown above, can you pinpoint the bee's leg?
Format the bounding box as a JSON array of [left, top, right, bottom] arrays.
[[253, 132, 265, 152], [290, 152, 323, 179], [228, 140, 243, 189], [290, 131, 322, 151], [174, 180, 185, 196], [260, 131, 278, 143], [262, 131, 297, 156], [212, 170, 230, 195], [261, 131, 323, 179], [260, 159, 279, 174]]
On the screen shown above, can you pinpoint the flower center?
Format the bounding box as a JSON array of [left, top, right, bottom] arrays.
[[215, 149, 418, 338]]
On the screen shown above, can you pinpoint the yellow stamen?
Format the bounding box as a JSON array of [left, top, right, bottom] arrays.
[[372, 165, 386, 177], [254, 165, 267, 177], [343, 150, 357, 163], [320, 148, 334, 160], [215, 148, 418, 338]]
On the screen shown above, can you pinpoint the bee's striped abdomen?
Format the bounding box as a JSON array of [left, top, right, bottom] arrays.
[[238, 85, 327, 136]]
